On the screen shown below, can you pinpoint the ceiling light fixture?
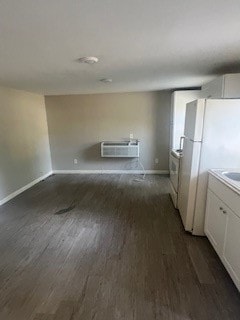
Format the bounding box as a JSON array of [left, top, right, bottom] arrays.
[[77, 56, 99, 64], [100, 78, 113, 83]]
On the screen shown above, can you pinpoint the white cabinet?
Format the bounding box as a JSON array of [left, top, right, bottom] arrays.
[[205, 174, 240, 291], [222, 211, 240, 290], [205, 190, 227, 256], [201, 73, 240, 98]]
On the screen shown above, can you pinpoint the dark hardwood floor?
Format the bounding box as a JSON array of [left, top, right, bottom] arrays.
[[0, 174, 239, 320]]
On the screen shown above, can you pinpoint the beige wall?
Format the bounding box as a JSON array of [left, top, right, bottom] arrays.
[[45, 91, 171, 171], [0, 86, 52, 202]]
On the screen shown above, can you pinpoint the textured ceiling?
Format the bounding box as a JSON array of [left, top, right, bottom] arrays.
[[0, 0, 240, 95]]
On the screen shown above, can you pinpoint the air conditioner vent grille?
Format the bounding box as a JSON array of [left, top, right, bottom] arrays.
[[101, 141, 139, 158]]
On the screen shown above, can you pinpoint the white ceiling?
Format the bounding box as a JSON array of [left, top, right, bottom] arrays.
[[1, 0, 240, 95]]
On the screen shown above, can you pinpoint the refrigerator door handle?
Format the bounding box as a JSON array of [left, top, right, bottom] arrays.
[[179, 136, 185, 150]]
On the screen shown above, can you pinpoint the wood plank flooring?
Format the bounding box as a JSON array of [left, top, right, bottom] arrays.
[[0, 174, 239, 320]]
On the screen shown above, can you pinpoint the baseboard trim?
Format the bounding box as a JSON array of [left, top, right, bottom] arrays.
[[52, 170, 169, 175], [0, 171, 53, 206]]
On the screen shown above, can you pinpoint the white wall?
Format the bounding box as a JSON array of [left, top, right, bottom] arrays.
[[0, 86, 52, 203]]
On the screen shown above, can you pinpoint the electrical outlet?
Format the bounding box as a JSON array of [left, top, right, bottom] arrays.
[[130, 133, 134, 139], [74, 159, 78, 164], [155, 158, 159, 164]]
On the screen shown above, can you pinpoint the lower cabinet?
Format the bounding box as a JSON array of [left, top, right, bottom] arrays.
[[222, 211, 240, 290], [205, 175, 240, 291], [205, 189, 227, 256]]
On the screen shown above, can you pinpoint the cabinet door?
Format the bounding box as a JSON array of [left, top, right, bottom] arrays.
[[224, 74, 240, 98], [222, 211, 240, 291], [201, 76, 223, 98], [204, 190, 227, 256]]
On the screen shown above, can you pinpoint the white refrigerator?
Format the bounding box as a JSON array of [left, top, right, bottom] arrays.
[[178, 99, 240, 236]]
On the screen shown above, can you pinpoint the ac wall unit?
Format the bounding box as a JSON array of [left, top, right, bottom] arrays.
[[101, 141, 139, 158]]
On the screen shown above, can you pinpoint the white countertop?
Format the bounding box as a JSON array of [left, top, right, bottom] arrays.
[[209, 169, 240, 196]]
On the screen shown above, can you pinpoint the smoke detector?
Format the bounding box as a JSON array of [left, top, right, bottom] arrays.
[[100, 78, 113, 83], [77, 56, 99, 64]]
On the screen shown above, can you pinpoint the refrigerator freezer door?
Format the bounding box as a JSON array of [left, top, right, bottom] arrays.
[[184, 99, 205, 141], [178, 138, 202, 232]]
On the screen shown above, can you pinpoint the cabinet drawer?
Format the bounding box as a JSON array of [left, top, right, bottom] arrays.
[[208, 174, 240, 218]]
